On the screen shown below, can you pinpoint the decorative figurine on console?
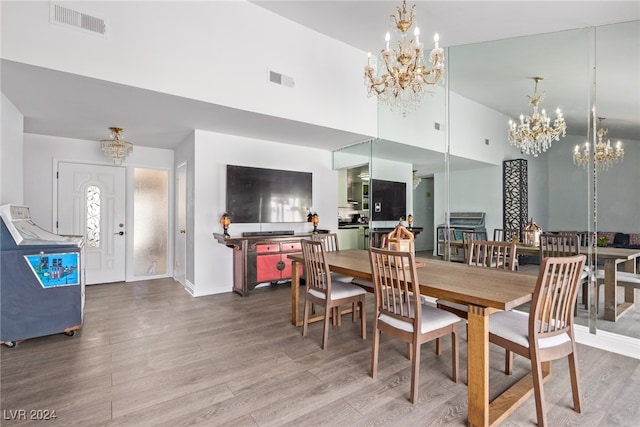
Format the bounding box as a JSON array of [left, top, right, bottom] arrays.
[[312, 213, 319, 233], [407, 214, 413, 229], [220, 212, 231, 238]]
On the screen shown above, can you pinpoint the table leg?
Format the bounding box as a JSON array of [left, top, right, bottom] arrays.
[[290, 260, 301, 326], [467, 305, 490, 427], [604, 259, 637, 321]]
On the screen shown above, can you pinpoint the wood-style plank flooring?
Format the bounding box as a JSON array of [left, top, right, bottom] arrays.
[[1, 278, 639, 426]]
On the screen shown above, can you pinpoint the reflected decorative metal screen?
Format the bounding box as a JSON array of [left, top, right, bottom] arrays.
[[503, 159, 528, 242], [86, 185, 101, 248]]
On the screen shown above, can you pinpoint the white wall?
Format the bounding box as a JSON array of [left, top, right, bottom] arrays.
[[2, 1, 376, 138], [191, 130, 336, 296], [174, 132, 196, 289], [1, 93, 24, 205]]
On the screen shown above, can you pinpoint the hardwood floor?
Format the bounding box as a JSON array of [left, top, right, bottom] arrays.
[[1, 278, 639, 426]]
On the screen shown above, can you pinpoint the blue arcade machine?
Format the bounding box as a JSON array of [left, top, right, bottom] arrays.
[[0, 204, 84, 348]]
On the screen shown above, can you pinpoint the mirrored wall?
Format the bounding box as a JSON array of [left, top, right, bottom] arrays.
[[334, 21, 639, 342]]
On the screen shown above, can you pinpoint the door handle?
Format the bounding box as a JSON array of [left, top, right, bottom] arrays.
[[115, 231, 125, 236], [180, 229, 186, 234]]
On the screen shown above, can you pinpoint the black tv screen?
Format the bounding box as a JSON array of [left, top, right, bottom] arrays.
[[371, 179, 406, 221], [226, 165, 312, 223]]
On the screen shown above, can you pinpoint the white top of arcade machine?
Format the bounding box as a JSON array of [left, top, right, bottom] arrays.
[[0, 204, 83, 246]]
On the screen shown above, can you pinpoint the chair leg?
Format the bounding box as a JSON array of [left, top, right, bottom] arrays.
[[322, 304, 331, 350], [409, 339, 420, 404], [435, 337, 442, 355], [352, 302, 357, 322], [451, 329, 459, 383], [360, 300, 366, 340], [531, 356, 548, 427], [505, 349, 513, 375], [406, 343, 412, 360], [302, 296, 310, 337], [567, 348, 583, 413], [371, 326, 380, 379]]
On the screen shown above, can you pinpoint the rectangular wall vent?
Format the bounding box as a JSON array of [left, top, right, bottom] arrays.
[[50, 2, 107, 37], [268, 70, 295, 88]]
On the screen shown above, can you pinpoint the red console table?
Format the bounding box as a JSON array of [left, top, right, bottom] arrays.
[[214, 233, 317, 296]]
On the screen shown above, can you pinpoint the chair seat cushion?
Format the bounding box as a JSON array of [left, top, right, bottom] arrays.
[[489, 311, 570, 349], [331, 272, 354, 283], [379, 304, 460, 334], [595, 270, 640, 284], [308, 281, 366, 300]]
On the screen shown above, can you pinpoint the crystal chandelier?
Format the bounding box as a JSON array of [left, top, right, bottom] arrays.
[[508, 77, 566, 157], [363, 0, 444, 117], [573, 117, 624, 171], [412, 171, 421, 190], [101, 127, 133, 165]]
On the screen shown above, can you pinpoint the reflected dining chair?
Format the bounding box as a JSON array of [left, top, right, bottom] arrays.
[[539, 233, 589, 310], [369, 247, 459, 404], [461, 230, 488, 264], [489, 254, 586, 427], [493, 227, 519, 242], [300, 239, 366, 350], [437, 240, 517, 319]]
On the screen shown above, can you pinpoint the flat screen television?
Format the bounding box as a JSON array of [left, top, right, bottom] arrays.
[[226, 165, 312, 223], [370, 179, 406, 221]]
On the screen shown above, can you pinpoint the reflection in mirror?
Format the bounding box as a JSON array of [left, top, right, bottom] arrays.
[[333, 140, 372, 250], [447, 29, 593, 320], [591, 21, 640, 340]]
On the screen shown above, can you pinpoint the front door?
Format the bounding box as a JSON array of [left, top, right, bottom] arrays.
[[57, 162, 126, 284]]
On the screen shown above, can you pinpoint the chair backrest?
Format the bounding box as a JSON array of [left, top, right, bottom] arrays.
[[466, 240, 517, 270], [462, 230, 488, 260], [301, 239, 331, 296], [312, 232, 340, 252], [539, 233, 580, 259], [369, 247, 421, 330], [493, 228, 519, 242], [530, 255, 586, 342]]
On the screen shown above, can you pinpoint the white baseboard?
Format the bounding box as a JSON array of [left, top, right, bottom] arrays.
[[574, 324, 640, 359]]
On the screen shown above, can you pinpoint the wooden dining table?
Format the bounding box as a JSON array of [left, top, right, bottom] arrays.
[[288, 249, 539, 427], [441, 240, 640, 321]]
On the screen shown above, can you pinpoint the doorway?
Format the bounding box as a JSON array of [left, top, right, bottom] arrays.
[[57, 162, 126, 284]]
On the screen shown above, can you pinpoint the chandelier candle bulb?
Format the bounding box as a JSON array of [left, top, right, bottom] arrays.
[[434, 32, 439, 49], [385, 32, 390, 51], [414, 27, 420, 45]]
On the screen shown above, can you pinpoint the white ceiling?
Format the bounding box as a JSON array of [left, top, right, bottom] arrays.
[[2, 1, 639, 165]]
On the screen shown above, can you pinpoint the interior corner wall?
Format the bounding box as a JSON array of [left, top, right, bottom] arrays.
[[174, 132, 196, 287], [191, 130, 336, 297], [23, 134, 174, 233], [1, 93, 24, 205]]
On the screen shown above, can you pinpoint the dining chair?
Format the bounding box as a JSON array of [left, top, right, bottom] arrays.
[[461, 230, 488, 263], [369, 247, 459, 404], [493, 227, 519, 242], [539, 233, 589, 310], [466, 239, 517, 270], [437, 227, 458, 261], [300, 239, 366, 350], [311, 233, 354, 283], [437, 240, 517, 319], [489, 254, 586, 427]]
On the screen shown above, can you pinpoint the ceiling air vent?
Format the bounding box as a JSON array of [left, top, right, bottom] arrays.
[[268, 70, 295, 88], [50, 2, 107, 37]]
